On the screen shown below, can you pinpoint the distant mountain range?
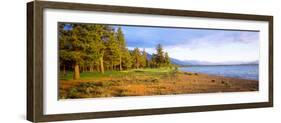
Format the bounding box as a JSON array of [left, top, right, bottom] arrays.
[[170, 58, 259, 66], [146, 53, 258, 66]]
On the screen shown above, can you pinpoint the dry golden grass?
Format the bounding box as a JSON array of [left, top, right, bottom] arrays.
[[59, 71, 258, 99]]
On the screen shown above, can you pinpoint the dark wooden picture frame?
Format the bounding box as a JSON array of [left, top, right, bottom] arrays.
[[27, 1, 273, 122]]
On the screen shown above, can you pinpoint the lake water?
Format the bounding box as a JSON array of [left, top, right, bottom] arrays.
[[179, 65, 259, 80]]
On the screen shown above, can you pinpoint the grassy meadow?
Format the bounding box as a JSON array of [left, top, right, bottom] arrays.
[[59, 67, 258, 99]]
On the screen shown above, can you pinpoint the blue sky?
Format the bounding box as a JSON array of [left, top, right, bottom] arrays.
[[114, 25, 259, 63]]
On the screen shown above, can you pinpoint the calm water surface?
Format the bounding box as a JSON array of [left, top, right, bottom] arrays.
[[179, 65, 259, 80]]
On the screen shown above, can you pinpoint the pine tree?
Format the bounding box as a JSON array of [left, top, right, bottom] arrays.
[[140, 49, 147, 68], [132, 48, 141, 69], [122, 48, 132, 69], [155, 44, 165, 67], [104, 28, 120, 70], [85, 24, 106, 73], [116, 27, 126, 71], [59, 24, 88, 80], [58, 23, 72, 76], [164, 52, 171, 66], [150, 53, 157, 68]]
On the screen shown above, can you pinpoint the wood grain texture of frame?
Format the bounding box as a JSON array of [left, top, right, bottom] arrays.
[[27, 1, 273, 122]]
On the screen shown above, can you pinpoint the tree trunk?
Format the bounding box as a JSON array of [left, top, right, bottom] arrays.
[[73, 63, 80, 80], [82, 65, 85, 72], [100, 57, 104, 74], [119, 56, 122, 71], [89, 64, 93, 72], [97, 64, 100, 72], [63, 65, 66, 76]]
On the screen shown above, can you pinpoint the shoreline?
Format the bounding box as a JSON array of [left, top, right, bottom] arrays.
[[178, 65, 259, 81], [179, 64, 258, 67], [59, 70, 258, 99], [189, 72, 258, 81]]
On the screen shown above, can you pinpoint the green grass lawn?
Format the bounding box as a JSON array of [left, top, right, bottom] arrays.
[[60, 67, 176, 80], [60, 71, 127, 80]]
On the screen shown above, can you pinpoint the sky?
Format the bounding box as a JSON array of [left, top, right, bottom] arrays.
[[114, 25, 259, 63]]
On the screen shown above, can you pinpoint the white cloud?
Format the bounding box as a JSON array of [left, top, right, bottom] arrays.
[[127, 31, 259, 63], [164, 32, 259, 62]]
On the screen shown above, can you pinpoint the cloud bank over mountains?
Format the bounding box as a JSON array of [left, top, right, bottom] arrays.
[[117, 25, 259, 63]]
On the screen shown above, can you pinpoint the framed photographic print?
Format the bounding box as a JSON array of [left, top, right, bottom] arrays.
[[27, 1, 273, 122]]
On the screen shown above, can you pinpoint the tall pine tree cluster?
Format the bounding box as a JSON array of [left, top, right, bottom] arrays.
[[59, 23, 171, 80]]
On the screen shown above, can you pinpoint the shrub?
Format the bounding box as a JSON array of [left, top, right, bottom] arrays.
[[67, 87, 79, 98], [151, 78, 159, 83], [114, 89, 128, 97], [184, 72, 193, 75]]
